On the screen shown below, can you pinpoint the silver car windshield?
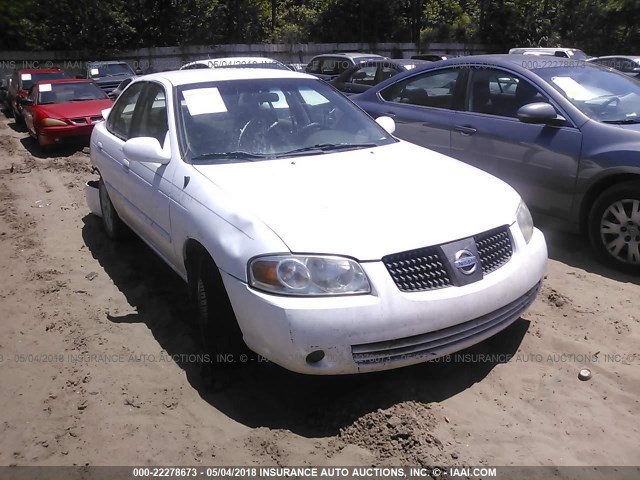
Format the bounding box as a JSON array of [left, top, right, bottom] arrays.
[[176, 78, 396, 162], [534, 65, 640, 123]]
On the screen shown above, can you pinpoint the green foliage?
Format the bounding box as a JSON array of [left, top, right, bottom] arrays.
[[0, 0, 638, 55]]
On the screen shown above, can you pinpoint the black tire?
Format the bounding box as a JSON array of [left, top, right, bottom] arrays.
[[194, 253, 246, 365], [98, 177, 130, 240], [12, 105, 23, 124], [588, 180, 640, 272]]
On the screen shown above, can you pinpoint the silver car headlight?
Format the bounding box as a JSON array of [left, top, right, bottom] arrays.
[[249, 255, 371, 296], [516, 200, 534, 244]]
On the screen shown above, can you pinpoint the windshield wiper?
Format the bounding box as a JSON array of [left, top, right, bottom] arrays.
[[602, 118, 640, 124], [276, 143, 378, 157], [190, 151, 269, 163], [71, 98, 97, 102]]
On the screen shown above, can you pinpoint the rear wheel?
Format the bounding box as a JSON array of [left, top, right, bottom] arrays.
[[588, 181, 640, 272], [98, 177, 130, 240]]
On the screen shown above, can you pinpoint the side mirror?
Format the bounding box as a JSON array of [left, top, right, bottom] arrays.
[[375, 116, 396, 135], [517, 102, 565, 125], [123, 137, 171, 164], [19, 98, 33, 106]]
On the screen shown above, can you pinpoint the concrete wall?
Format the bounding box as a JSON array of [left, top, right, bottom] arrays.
[[0, 42, 495, 76]]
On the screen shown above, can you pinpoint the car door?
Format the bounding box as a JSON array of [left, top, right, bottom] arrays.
[[22, 86, 36, 135], [366, 67, 465, 155], [95, 81, 146, 226], [450, 67, 582, 219], [125, 82, 175, 260]]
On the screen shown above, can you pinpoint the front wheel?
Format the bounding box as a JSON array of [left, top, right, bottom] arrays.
[[194, 254, 246, 364], [98, 177, 130, 240], [588, 181, 640, 272]]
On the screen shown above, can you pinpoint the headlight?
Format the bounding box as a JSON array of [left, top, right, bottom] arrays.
[[516, 200, 534, 244], [249, 255, 371, 296], [41, 118, 67, 127]]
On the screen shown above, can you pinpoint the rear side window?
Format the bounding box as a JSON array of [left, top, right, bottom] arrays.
[[381, 68, 461, 110], [107, 82, 145, 140]]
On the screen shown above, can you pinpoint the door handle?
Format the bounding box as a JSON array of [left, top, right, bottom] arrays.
[[97, 141, 103, 150], [121, 159, 130, 171], [454, 125, 477, 135]]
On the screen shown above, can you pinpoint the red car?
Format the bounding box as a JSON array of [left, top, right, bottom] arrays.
[[9, 68, 68, 123], [21, 79, 113, 147]]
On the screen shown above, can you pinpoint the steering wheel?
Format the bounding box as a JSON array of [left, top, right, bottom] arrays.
[[298, 122, 322, 140], [237, 117, 289, 152], [600, 96, 620, 112]]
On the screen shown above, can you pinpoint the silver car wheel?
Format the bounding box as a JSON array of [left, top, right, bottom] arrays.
[[599, 199, 640, 265]]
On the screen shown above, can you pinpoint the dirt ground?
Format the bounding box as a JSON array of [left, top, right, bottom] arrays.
[[0, 113, 638, 473]]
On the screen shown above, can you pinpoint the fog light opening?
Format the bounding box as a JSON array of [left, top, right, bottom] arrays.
[[306, 350, 325, 364]]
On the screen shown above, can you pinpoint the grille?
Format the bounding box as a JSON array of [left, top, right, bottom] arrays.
[[97, 81, 121, 93], [90, 116, 103, 123], [475, 226, 513, 274], [383, 226, 513, 292], [70, 117, 88, 124], [352, 281, 540, 366], [382, 246, 452, 292]]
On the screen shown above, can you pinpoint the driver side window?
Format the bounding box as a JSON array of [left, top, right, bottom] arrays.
[[467, 68, 549, 118], [130, 83, 168, 146], [107, 82, 145, 140]]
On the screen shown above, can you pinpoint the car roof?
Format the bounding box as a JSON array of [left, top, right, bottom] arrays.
[[17, 68, 64, 74], [139, 68, 316, 87], [417, 54, 591, 67], [181, 57, 286, 68], [590, 55, 640, 61], [33, 79, 94, 85], [311, 53, 384, 60]]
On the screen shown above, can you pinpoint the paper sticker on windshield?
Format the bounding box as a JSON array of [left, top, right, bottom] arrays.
[[182, 88, 227, 115], [551, 77, 594, 101], [90, 68, 99, 76], [39, 84, 52, 92], [21, 74, 32, 81]]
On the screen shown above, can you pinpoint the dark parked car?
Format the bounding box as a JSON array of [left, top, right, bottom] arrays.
[[8, 68, 69, 123], [80, 61, 140, 96], [108, 77, 134, 100], [587, 56, 640, 78], [330, 59, 427, 95], [305, 53, 385, 81], [0, 74, 12, 111], [353, 55, 640, 270]]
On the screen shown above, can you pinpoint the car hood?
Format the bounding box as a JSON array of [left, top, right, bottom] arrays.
[[36, 99, 113, 118], [193, 142, 521, 260], [616, 122, 640, 132]]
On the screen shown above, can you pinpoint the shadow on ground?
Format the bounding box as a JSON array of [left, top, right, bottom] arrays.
[[81, 214, 530, 437], [537, 221, 639, 286], [19, 135, 87, 159]]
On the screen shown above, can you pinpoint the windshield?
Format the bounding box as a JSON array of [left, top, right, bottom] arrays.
[[37, 82, 108, 104], [89, 63, 134, 78], [534, 65, 640, 123], [20, 72, 66, 90], [176, 78, 395, 163]]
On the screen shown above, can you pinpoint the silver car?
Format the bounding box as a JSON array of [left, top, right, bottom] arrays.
[[354, 55, 640, 271]]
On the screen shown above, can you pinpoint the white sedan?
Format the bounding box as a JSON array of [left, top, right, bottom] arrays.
[[88, 68, 547, 375]]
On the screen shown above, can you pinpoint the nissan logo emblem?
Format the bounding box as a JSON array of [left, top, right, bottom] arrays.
[[454, 250, 477, 275]]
